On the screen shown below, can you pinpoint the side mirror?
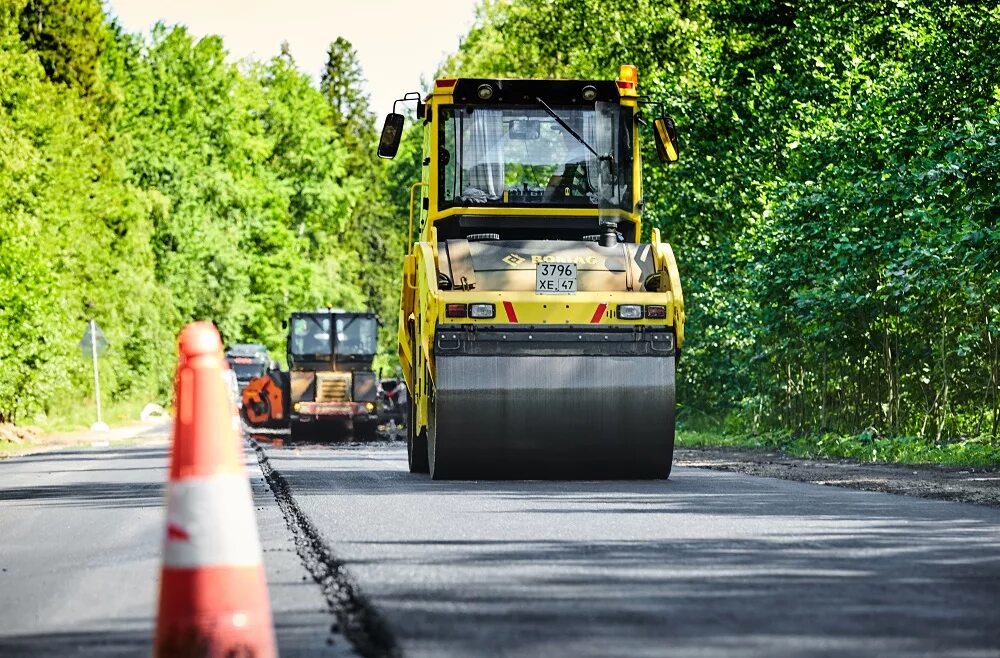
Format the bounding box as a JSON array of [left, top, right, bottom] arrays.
[[378, 113, 405, 159], [653, 117, 680, 163], [281, 319, 287, 330]]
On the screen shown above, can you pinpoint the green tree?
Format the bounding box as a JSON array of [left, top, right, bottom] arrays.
[[320, 36, 375, 153], [439, 0, 1000, 443], [0, 7, 169, 421], [320, 37, 404, 367], [1, 5, 380, 425], [17, 0, 106, 94]]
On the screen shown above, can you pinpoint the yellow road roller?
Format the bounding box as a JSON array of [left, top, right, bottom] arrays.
[[378, 65, 684, 479]]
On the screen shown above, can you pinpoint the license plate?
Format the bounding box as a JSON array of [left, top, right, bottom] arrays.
[[535, 262, 577, 294]]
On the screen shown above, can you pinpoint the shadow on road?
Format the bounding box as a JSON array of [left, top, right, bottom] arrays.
[[0, 481, 164, 508], [265, 444, 1000, 658], [5, 446, 170, 463], [0, 446, 169, 509], [0, 612, 339, 658], [0, 627, 149, 657]]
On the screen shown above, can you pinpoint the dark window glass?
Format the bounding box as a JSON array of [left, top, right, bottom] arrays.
[[290, 316, 332, 356], [335, 317, 377, 356], [438, 104, 632, 210]]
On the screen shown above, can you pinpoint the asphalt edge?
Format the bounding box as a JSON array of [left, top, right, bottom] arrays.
[[675, 447, 1000, 508], [249, 438, 403, 658]]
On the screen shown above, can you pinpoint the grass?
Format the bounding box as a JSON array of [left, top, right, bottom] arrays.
[[0, 432, 165, 459], [31, 396, 166, 433], [677, 428, 1000, 469], [1, 393, 171, 458]]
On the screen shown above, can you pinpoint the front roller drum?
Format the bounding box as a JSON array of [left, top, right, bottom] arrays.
[[427, 327, 676, 480]]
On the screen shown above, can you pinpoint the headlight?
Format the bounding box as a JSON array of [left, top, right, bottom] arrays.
[[617, 304, 642, 320], [469, 303, 496, 319], [293, 402, 301, 412]]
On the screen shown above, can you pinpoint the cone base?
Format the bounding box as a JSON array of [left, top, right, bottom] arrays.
[[155, 565, 276, 658]]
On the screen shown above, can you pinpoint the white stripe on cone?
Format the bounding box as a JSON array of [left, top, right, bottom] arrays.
[[163, 474, 263, 568]]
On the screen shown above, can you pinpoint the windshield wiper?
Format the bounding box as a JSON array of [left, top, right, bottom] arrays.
[[534, 96, 604, 161]]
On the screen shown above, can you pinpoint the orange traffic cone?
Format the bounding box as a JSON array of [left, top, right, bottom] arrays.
[[155, 321, 277, 658]]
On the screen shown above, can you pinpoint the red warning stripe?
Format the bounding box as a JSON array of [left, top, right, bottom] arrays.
[[590, 303, 607, 323], [503, 301, 518, 322], [167, 524, 190, 542]]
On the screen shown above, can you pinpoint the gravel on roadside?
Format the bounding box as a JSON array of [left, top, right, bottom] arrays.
[[676, 446, 1000, 508]]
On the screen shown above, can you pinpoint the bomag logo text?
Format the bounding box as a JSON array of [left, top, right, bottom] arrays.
[[531, 255, 598, 265]]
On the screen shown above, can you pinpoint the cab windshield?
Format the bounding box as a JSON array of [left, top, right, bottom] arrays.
[[439, 103, 631, 210], [290, 315, 332, 356], [335, 316, 377, 356], [290, 314, 378, 357]]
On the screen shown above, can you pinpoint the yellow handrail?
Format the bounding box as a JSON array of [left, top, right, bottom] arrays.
[[408, 182, 429, 255]]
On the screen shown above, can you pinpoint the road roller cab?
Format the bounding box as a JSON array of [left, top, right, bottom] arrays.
[[380, 65, 685, 479]]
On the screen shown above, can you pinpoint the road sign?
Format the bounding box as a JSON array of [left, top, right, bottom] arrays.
[[80, 321, 108, 355]]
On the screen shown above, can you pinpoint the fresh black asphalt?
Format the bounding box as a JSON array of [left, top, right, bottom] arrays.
[[2, 436, 999, 657], [263, 442, 1000, 658]]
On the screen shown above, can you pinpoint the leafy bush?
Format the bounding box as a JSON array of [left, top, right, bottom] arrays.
[[443, 0, 1000, 449]]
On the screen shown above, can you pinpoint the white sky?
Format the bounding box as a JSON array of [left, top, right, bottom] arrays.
[[105, 0, 481, 119]]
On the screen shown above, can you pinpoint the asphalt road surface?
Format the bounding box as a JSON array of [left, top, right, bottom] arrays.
[[263, 442, 1000, 658], [2, 435, 999, 657], [0, 432, 351, 657]]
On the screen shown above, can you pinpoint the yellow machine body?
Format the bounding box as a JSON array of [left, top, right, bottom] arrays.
[[393, 68, 684, 478]]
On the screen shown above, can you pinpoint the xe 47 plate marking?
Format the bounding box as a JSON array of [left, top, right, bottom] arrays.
[[535, 262, 577, 294]]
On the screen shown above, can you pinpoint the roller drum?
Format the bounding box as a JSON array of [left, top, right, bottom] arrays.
[[428, 326, 676, 479]]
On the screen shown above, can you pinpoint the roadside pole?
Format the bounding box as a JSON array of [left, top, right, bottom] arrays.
[[80, 320, 109, 433], [90, 319, 103, 430]]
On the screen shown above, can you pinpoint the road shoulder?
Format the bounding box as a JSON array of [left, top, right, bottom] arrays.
[[0, 419, 172, 459], [676, 446, 1000, 507]]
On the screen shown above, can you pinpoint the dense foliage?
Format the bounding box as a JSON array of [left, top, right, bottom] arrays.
[[442, 0, 999, 443], [0, 1, 405, 423], [2, 0, 997, 452]]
